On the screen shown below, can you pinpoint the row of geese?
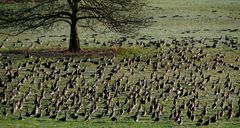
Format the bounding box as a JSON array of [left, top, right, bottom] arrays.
[[0, 37, 240, 126], [0, 35, 239, 50]]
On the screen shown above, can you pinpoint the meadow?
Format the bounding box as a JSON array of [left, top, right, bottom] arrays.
[[0, 0, 240, 128]]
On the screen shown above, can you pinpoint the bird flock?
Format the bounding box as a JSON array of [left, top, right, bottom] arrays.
[[0, 35, 240, 126]]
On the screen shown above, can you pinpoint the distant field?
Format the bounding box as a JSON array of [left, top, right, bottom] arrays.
[[0, 0, 240, 128]]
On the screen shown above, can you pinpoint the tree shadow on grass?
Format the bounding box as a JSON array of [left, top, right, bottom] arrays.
[[0, 47, 123, 57]]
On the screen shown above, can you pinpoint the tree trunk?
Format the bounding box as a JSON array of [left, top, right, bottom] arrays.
[[69, 19, 80, 52]]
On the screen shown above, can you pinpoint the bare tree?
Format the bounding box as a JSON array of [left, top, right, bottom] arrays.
[[0, 0, 148, 52]]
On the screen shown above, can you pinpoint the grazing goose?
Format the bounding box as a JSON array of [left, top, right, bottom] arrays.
[[25, 106, 31, 117], [142, 107, 147, 117], [235, 110, 240, 118], [34, 108, 42, 118], [18, 111, 23, 120], [70, 113, 78, 120], [79, 108, 87, 117], [154, 114, 160, 122], [111, 116, 117, 121], [61, 37, 67, 42], [35, 37, 42, 44], [201, 105, 208, 117], [227, 108, 234, 119], [177, 116, 183, 125], [59, 111, 67, 122], [202, 117, 210, 126], [96, 111, 105, 119], [3, 37, 9, 42], [132, 112, 139, 122], [197, 115, 204, 125], [3, 108, 8, 116], [44, 103, 51, 116], [49, 112, 58, 119], [190, 111, 195, 121], [109, 106, 116, 118], [210, 114, 217, 123], [212, 99, 218, 109], [120, 107, 125, 116], [85, 113, 91, 121]]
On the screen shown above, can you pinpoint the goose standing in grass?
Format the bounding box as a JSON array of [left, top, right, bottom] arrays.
[[85, 113, 91, 121], [202, 117, 210, 126], [3, 37, 9, 42], [59, 111, 67, 122], [111, 116, 117, 121], [49, 112, 58, 119], [3, 108, 8, 116], [18, 111, 23, 120], [35, 37, 42, 44], [132, 112, 140, 122], [34, 108, 42, 118]]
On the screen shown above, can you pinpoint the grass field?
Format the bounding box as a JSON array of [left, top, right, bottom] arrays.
[[0, 0, 240, 128]]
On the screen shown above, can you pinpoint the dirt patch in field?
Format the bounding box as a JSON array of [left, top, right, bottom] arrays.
[[0, 47, 121, 57]]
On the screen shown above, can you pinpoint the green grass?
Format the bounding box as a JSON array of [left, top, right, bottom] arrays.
[[0, 0, 240, 128], [1, 116, 239, 128]]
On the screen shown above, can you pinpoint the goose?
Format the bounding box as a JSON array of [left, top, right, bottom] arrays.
[[79, 108, 87, 117], [11, 100, 18, 114], [197, 115, 204, 125], [16, 38, 22, 44], [212, 101, 217, 109], [110, 116, 117, 122], [219, 109, 225, 118], [3, 37, 9, 42], [187, 108, 192, 118], [35, 37, 42, 44], [202, 117, 210, 126], [0, 43, 5, 48], [169, 110, 174, 120], [190, 111, 195, 121], [132, 112, 139, 122], [59, 111, 67, 122], [235, 57, 240, 62], [70, 111, 78, 119], [109, 106, 116, 118], [154, 114, 160, 122], [127, 103, 133, 113], [151, 111, 156, 119], [235, 111, 240, 118], [3, 108, 8, 116], [44, 103, 51, 116], [200, 105, 207, 117], [180, 100, 186, 109], [25, 106, 31, 117], [61, 37, 67, 42], [210, 114, 217, 123], [146, 58, 151, 65], [142, 107, 147, 116], [85, 113, 91, 121], [49, 112, 58, 119], [96, 111, 105, 119], [34, 108, 42, 118], [227, 108, 234, 119], [177, 116, 183, 125], [1, 93, 7, 105], [120, 107, 125, 115], [18, 111, 23, 120]]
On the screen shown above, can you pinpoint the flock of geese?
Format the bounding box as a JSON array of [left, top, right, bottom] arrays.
[[0, 35, 66, 49], [0, 35, 240, 126]]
